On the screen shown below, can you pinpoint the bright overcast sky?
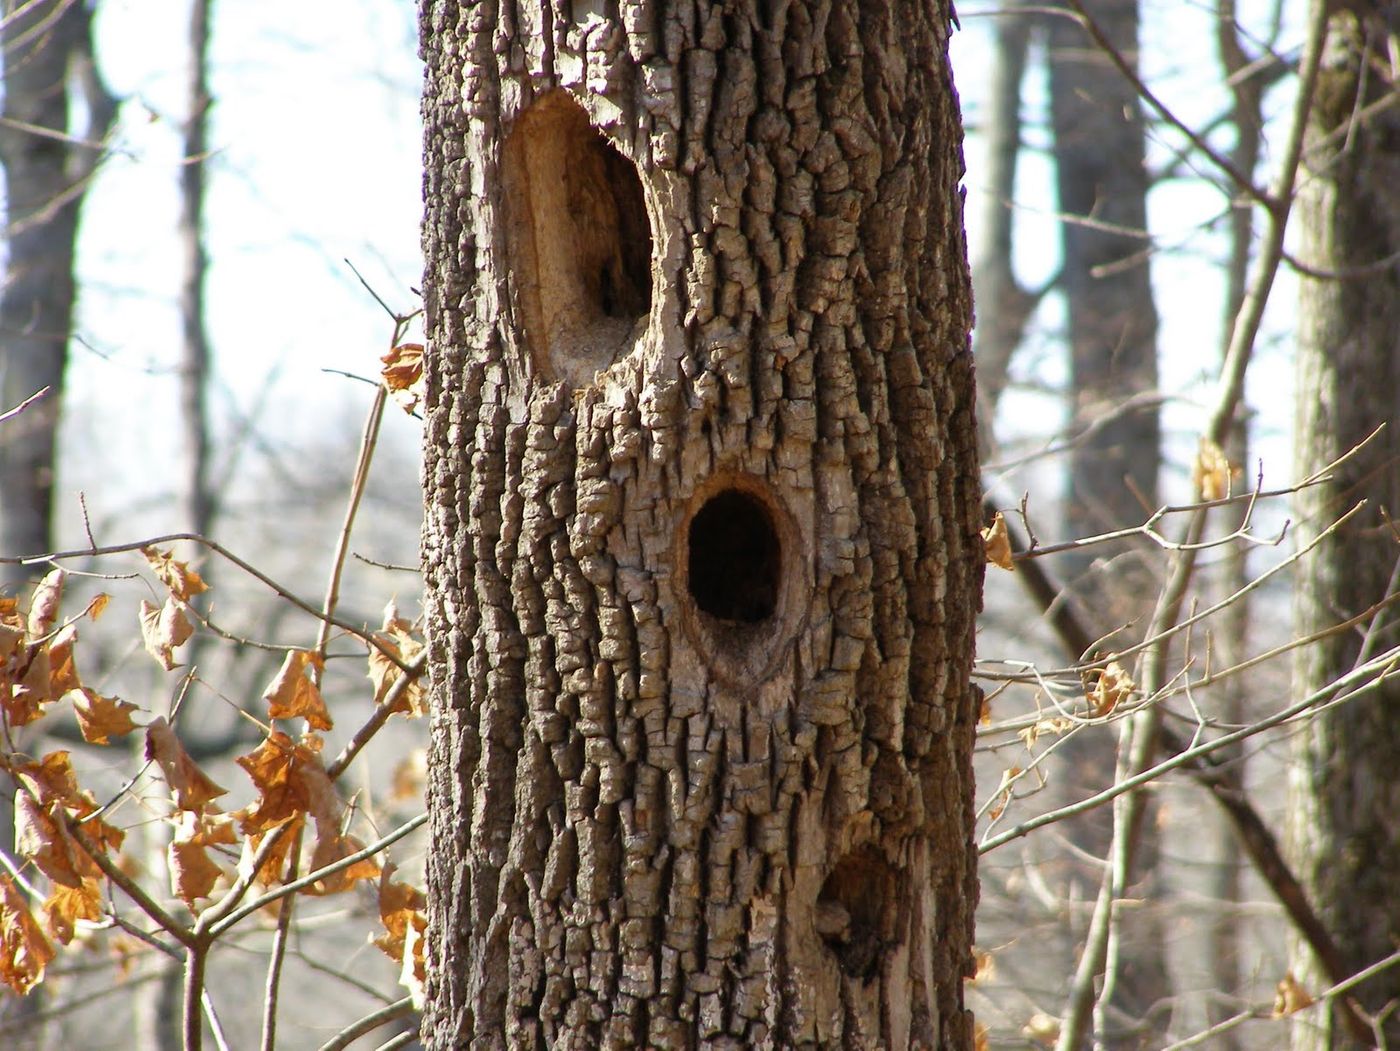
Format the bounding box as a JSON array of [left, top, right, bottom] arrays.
[[62, 1, 423, 539]]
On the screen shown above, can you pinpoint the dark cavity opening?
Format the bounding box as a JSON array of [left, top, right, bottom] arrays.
[[501, 91, 652, 386], [817, 847, 897, 980], [687, 489, 780, 624]]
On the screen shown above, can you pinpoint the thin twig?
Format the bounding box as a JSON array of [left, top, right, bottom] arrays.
[[210, 812, 426, 937], [982, 645, 1400, 853], [327, 651, 426, 779], [201, 987, 232, 1051], [0, 384, 50, 424], [184, 942, 207, 1051], [1065, 0, 1270, 207], [316, 996, 417, 1051], [262, 357, 391, 1051], [58, 813, 194, 948], [258, 821, 304, 1051], [0, 533, 410, 670]]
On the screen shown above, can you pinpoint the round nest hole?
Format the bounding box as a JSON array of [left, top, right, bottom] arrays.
[[687, 489, 780, 624]]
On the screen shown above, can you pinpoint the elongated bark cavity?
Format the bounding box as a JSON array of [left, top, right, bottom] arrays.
[[419, 2, 982, 1046]]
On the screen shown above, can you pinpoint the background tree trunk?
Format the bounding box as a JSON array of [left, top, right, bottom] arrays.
[[0, 0, 115, 593], [1048, 0, 1159, 583], [1288, 5, 1400, 1048], [418, 1, 982, 1046], [180, 0, 215, 540], [0, 5, 113, 1046], [1044, 2, 1167, 1043]]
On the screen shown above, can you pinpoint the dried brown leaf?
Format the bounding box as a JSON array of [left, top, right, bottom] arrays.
[[168, 812, 235, 903], [234, 731, 339, 835], [2, 641, 51, 727], [139, 597, 193, 670], [0, 876, 54, 995], [262, 650, 331, 731], [43, 878, 103, 945], [8, 753, 122, 854], [1192, 437, 1233, 501], [169, 838, 224, 904], [1273, 971, 1314, 1017], [26, 569, 65, 636], [238, 815, 305, 889], [14, 793, 83, 888], [307, 832, 381, 896], [1087, 660, 1135, 718], [69, 687, 139, 745], [47, 623, 81, 696], [0, 597, 24, 661], [372, 862, 426, 964], [988, 766, 1021, 822], [381, 343, 425, 414], [145, 717, 228, 812], [980, 512, 1015, 571], [141, 546, 209, 601], [399, 902, 427, 1008], [367, 607, 425, 717], [972, 949, 995, 985]]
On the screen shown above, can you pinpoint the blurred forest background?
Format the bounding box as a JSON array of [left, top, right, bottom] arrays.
[[1, 0, 1397, 1049]]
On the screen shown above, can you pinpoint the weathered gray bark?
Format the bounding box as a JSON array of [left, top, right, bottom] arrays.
[[1288, 5, 1400, 1048], [419, 1, 982, 1047], [0, 0, 115, 591]]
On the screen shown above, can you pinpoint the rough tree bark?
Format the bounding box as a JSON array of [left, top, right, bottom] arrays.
[[1288, 4, 1400, 1048], [0, 0, 115, 592], [418, 1, 982, 1047]]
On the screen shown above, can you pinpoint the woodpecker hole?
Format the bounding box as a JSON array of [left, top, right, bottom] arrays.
[[502, 91, 652, 387], [817, 847, 898, 980], [687, 489, 780, 624]]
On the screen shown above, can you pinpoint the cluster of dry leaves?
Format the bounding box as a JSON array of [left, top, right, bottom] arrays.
[[978, 514, 1140, 825], [0, 548, 429, 1004]]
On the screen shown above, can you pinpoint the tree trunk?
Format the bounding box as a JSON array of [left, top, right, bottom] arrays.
[[180, 0, 215, 539], [970, 0, 1036, 430], [0, 0, 115, 592], [1044, 2, 1167, 1044], [418, 1, 982, 1047], [1047, 0, 1159, 624], [1288, 5, 1400, 1049], [0, 5, 114, 1048]]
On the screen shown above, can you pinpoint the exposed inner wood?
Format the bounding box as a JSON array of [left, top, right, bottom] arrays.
[[502, 91, 652, 389]]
